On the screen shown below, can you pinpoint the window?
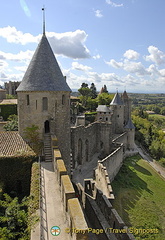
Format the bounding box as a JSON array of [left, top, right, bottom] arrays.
[[42, 97, 48, 111], [62, 94, 65, 105], [27, 95, 30, 105]]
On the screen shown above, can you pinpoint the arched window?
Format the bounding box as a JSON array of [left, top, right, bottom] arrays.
[[43, 97, 48, 111]]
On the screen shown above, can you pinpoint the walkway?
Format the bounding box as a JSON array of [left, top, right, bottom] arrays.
[[136, 145, 165, 179], [32, 161, 70, 240]]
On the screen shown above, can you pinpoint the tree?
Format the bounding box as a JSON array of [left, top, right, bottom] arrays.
[[96, 93, 113, 105], [23, 125, 43, 155], [0, 194, 29, 240], [78, 83, 91, 107], [3, 115, 18, 131], [90, 83, 97, 99]]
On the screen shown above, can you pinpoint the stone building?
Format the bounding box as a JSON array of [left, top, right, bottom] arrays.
[[16, 33, 71, 172], [5, 81, 20, 95]]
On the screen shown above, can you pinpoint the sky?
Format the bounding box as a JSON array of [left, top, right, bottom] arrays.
[[0, 0, 165, 93]]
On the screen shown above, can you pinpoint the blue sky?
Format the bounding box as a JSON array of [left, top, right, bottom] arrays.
[[0, 0, 165, 93]]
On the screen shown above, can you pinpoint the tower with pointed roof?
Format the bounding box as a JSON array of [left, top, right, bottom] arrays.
[[122, 90, 131, 126], [110, 92, 124, 134], [16, 15, 71, 171]]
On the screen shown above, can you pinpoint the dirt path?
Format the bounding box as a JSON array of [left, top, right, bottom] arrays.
[[136, 145, 165, 179]]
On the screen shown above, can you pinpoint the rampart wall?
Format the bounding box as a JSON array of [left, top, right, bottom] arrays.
[[76, 183, 135, 240], [99, 144, 123, 181], [53, 144, 89, 240]]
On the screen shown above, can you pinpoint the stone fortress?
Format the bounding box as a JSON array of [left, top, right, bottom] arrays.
[[6, 18, 136, 239]]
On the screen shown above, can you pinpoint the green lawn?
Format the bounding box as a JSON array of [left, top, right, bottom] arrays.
[[111, 155, 165, 240]]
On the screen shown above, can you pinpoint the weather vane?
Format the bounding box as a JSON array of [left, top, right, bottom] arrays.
[[42, 6, 45, 35]]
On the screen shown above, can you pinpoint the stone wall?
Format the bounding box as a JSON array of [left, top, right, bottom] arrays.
[[17, 91, 71, 171], [76, 184, 135, 240], [71, 122, 113, 168], [53, 144, 89, 240], [99, 144, 124, 181]]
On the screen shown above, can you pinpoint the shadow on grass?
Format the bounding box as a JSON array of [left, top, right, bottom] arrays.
[[111, 156, 153, 226], [135, 163, 152, 176]]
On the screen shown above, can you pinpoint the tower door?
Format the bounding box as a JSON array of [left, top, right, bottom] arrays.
[[44, 120, 50, 133]]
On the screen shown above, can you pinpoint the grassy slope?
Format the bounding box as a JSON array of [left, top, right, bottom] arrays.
[[111, 155, 165, 240]]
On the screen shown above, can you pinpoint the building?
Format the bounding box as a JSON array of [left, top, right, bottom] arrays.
[[5, 81, 20, 95], [16, 32, 71, 172]]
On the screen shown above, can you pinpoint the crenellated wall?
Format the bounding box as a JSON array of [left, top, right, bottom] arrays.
[[53, 143, 89, 240]]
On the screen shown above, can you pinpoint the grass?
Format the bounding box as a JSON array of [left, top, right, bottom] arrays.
[[111, 155, 165, 240], [149, 114, 165, 120]]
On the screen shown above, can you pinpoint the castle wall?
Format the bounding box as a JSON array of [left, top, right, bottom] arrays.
[[71, 123, 98, 167], [71, 122, 113, 168], [99, 144, 123, 181], [17, 91, 70, 170]]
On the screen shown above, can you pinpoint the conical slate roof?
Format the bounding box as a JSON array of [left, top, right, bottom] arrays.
[[110, 92, 123, 105], [124, 119, 135, 129], [96, 105, 111, 112], [16, 35, 71, 92]]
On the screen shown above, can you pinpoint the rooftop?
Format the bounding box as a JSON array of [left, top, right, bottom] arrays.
[[0, 131, 35, 157], [16, 35, 71, 92], [0, 99, 17, 105], [110, 92, 123, 106], [96, 105, 111, 112]]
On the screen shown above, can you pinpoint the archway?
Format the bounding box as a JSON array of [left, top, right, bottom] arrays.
[[44, 120, 50, 133]]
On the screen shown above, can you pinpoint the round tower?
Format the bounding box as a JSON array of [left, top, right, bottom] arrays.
[[16, 34, 71, 172]]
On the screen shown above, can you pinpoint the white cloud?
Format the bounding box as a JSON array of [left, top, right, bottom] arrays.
[[106, 59, 123, 68], [159, 69, 165, 77], [123, 60, 148, 76], [123, 49, 140, 60], [145, 46, 165, 65], [95, 10, 103, 18], [14, 66, 28, 72], [0, 26, 39, 44], [48, 30, 90, 59], [0, 60, 8, 70], [106, 0, 123, 7], [93, 54, 101, 59], [0, 26, 90, 59], [0, 50, 34, 63], [72, 62, 92, 71], [106, 58, 149, 76]]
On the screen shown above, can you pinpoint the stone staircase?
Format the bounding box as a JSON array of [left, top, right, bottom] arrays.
[[44, 133, 52, 162]]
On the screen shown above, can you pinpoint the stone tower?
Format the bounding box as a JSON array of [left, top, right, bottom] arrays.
[[110, 92, 124, 134], [16, 33, 71, 171], [122, 90, 131, 126]]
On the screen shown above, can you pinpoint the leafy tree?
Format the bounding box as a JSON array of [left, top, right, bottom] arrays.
[[96, 93, 113, 105], [6, 94, 17, 99], [78, 83, 92, 107], [90, 83, 97, 99], [23, 125, 43, 155], [3, 115, 18, 131], [0, 194, 29, 240]]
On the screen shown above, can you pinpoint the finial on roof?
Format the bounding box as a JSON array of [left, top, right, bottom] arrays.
[[42, 6, 46, 36]]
